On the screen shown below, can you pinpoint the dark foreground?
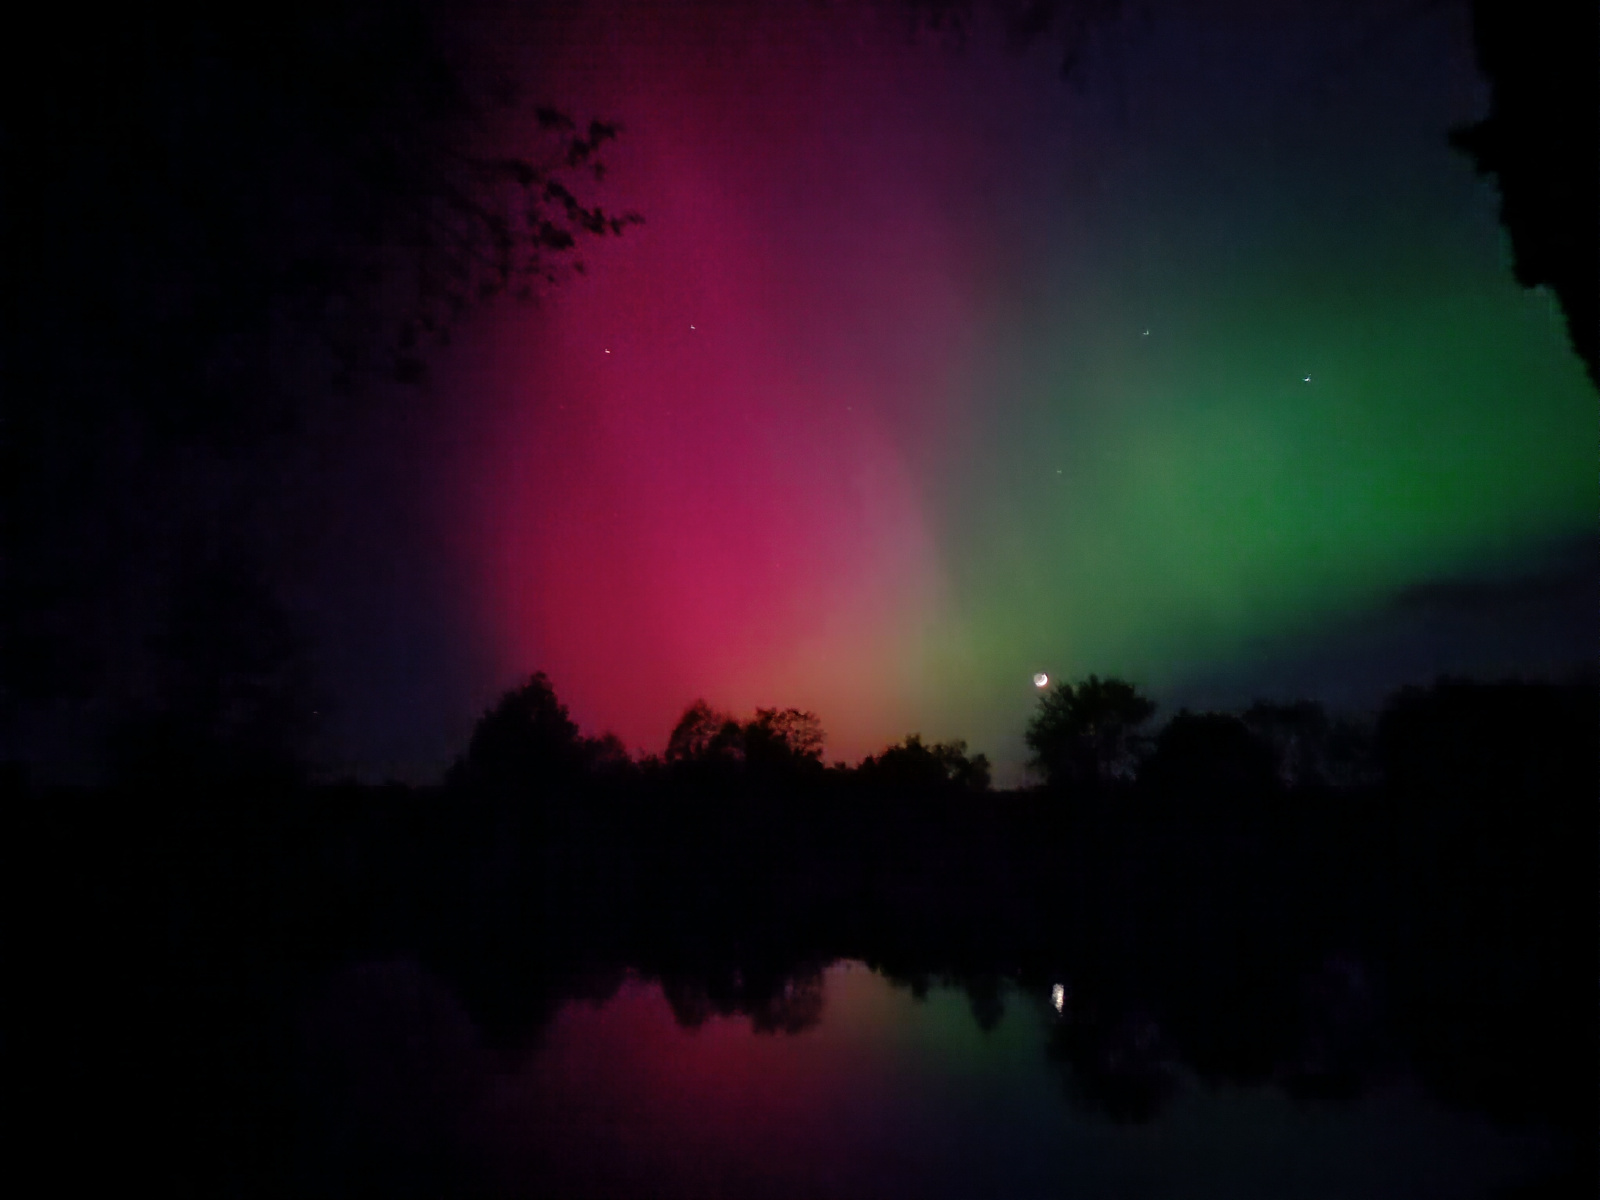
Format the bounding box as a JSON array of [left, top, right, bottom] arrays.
[[8, 682, 1596, 1196]]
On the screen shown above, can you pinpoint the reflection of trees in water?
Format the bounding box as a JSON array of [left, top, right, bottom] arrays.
[[846, 945, 1395, 1125], [661, 965, 827, 1036], [1280, 953, 1387, 1102], [1048, 1003, 1176, 1124], [298, 958, 489, 1197], [1035, 948, 1392, 1123]]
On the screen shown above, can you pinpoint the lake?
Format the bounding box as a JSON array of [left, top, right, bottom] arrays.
[[296, 957, 1563, 1198]]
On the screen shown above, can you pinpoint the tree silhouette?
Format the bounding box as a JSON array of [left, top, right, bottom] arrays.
[[449, 672, 604, 793], [1241, 700, 1330, 789], [1025, 675, 1155, 789], [664, 701, 826, 779], [857, 734, 992, 793], [742, 708, 827, 774], [907, 0, 1123, 79], [1450, 0, 1598, 388], [108, 555, 316, 790], [7, 1, 641, 438], [1375, 677, 1598, 804], [664, 700, 744, 764], [1141, 710, 1277, 800]]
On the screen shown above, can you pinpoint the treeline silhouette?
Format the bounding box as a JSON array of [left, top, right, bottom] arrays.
[[9, 671, 1595, 1194]]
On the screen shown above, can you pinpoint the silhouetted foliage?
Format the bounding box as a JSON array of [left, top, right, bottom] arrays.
[[1320, 715, 1379, 791], [663, 699, 826, 784], [1376, 677, 1598, 805], [1141, 710, 1277, 800], [857, 733, 992, 794], [1450, 0, 1598, 388], [1238, 700, 1378, 792], [107, 556, 316, 791], [1025, 675, 1156, 789], [1242, 700, 1330, 788], [907, 0, 1123, 79], [447, 672, 612, 794], [5, 1, 640, 439], [661, 965, 827, 1036], [664, 699, 745, 764], [742, 707, 827, 774]]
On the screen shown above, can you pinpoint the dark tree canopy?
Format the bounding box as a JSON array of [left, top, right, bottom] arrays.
[[665, 700, 746, 764], [451, 672, 593, 792], [107, 556, 316, 791], [857, 734, 992, 794], [1242, 700, 1329, 788], [1141, 710, 1277, 799], [5, 0, 640, 442], [1242, 700, 1376, 791], [907, 0, 1123, 78], [743, 708, 828, 771], [1025, 674, 1156, 789], [1450, 0, 1598, 389], [665, 700, 827, 778], [1375, 677, 1599, 804]]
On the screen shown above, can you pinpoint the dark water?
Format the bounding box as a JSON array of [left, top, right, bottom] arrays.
[[296, 957, 1561, 1199]]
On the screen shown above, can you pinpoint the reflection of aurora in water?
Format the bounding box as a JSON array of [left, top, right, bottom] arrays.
[[299, 960, 1561, 1199]]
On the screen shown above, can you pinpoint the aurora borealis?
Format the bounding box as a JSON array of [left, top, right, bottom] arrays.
[[358, 0, 1594, 779]]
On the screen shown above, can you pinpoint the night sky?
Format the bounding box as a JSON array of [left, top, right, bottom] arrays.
[[20, 0, 1595, 783]]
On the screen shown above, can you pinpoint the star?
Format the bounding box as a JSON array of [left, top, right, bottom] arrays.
[[1302, 375, 1311, 382], [1141, 328, 1150, 337]]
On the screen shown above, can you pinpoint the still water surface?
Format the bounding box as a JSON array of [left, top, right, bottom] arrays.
[[301, 958, 1558, 1198]]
